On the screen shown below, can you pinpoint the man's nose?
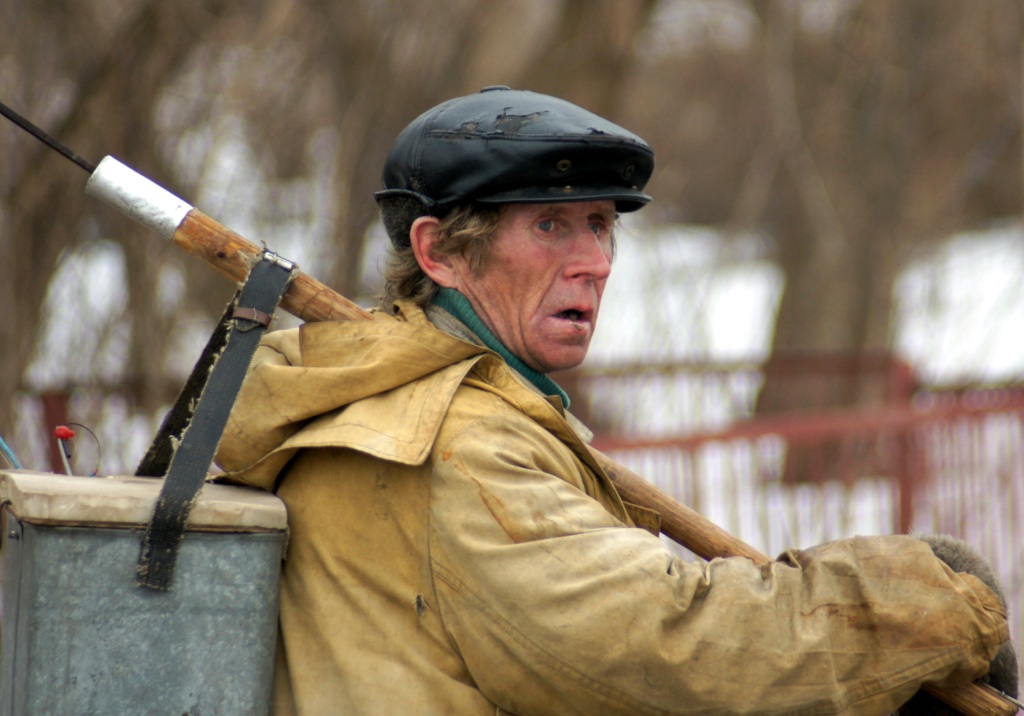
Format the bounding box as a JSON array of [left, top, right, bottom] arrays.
[[568, 231, 613, 281]]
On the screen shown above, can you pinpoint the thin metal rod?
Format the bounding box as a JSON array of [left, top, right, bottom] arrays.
[[0, 99, 97, 173], [0, 433, 22, 470]]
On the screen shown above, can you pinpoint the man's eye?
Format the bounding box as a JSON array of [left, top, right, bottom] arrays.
[[537, 219, 556, 232], [589, 222, 604, 236]]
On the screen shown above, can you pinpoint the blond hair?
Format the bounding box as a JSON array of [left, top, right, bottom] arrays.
[[378, 200, 504, 310]]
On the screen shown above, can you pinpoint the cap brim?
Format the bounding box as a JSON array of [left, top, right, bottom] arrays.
[[474, 184, 652, 213]]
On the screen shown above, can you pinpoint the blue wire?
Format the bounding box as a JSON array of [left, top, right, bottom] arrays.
[[0, 433, 23, 470]]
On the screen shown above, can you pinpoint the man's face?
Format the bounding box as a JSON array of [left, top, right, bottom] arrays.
[[451, 201, 616, 374]]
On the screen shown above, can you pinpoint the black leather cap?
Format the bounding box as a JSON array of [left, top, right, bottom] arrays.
[[375, 86, 654, 214]]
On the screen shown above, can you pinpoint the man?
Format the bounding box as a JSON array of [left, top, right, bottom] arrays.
[[216, 87, 1012, 715]]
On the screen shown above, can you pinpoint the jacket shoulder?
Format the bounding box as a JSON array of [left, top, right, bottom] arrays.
[[217, 317, 488, 488]]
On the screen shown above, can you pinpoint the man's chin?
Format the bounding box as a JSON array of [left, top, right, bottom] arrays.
[[533, 347, 591, 375]]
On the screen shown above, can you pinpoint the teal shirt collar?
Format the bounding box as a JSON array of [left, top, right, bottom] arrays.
[[431, 288, 570, 408]]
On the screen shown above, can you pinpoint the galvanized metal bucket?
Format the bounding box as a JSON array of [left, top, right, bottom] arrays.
[[0, 470, 286, 716]]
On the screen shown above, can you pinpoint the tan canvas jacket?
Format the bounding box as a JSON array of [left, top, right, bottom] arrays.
[[215, 300, 1008, 716]]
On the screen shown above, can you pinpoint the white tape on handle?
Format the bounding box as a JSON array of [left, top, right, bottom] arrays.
[[85, 156, 193, 240]]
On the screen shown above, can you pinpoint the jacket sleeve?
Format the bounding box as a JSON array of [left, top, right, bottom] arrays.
[[425, 400, 1009, 716]]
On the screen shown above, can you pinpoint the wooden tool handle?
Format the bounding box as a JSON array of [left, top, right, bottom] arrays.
[[172, 209, 373, 323], [591, 447, 769, 564]]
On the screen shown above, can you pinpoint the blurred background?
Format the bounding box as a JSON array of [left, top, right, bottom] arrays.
[[2, 0, 1023, 680]]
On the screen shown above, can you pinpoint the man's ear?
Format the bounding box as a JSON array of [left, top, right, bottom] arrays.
[[409, 216, 459, 288]]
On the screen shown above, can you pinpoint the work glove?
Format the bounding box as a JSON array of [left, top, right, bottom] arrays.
[[895, 533, 1019, 715]]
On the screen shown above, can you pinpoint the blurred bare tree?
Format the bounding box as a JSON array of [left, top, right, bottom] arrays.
[[1, 0, 1023, 471], [0, 0, 658, 469], [620, 0, 1024, 412]]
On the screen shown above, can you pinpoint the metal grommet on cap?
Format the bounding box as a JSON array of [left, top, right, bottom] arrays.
[[622, 164, 636, 179], [556, 159, 572, 172]]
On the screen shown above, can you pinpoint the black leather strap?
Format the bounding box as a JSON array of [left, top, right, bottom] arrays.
[[136, 251, 295, 590]]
